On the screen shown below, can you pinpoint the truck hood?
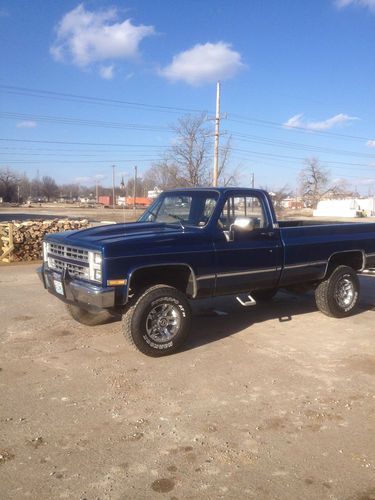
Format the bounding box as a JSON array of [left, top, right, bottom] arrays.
[[45, 222, 203, 257]]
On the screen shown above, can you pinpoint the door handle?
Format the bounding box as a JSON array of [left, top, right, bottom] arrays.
[[260, 231, 275, 237]]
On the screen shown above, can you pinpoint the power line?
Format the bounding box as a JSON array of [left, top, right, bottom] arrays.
[[1, 146, 166, 153], [0, 84, 208, 115], [0, 158, 165, 165], [0, 111, 172, 132], [1, 84, 373, 144], [3, 136, 373, 162], [230, 156, 375, 181], [0, 138, 168, 148], [227, 133, 375, 159], [227, 114, 374, 143], [0, 152, 162, 158], [228, 148, 375, 170]]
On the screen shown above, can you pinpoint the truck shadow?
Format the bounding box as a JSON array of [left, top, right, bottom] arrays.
[[184, 277, 375, 352]]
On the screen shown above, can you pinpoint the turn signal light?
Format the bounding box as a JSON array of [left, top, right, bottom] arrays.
[[107, 279, 127, 286]]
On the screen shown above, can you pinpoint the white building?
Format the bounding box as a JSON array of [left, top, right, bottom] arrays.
[[147, 187, 162, 199], [313, 198, 375, 217]]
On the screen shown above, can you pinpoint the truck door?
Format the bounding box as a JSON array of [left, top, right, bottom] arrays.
[[213, 191, 282, 295]]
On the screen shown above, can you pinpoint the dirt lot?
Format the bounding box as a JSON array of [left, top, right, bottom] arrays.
[[1, 264, 375, 499], [0, 205, 144, 224], [1, 204, 375, 225]]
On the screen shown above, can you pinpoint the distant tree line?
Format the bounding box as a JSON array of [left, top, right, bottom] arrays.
[[0, 158, 358, 207], [0, 168, 115, 203]]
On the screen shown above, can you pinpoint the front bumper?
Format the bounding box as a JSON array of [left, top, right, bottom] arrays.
[[37, 265, 115, 311]]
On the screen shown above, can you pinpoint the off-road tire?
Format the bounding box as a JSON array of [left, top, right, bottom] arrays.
[[252, 288, 278, 301], [66, 304, 115, 326], [122, 284, 191, 357], [315, 265, 360, 318]]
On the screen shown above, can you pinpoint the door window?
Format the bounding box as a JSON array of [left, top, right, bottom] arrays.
[[219, 195, 267, 230]]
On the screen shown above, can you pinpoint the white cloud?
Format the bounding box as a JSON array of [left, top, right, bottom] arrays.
[[99, 64, 114, 79], [160, 42, 244, 85], [16, 120, 37, 128], [50, 3, 154, 75], [335, 0, 375, 11], [283, 113, 358, 131], [366, 140, 375, 147]]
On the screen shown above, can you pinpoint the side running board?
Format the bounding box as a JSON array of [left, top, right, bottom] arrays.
[[361, 268, 375, 275], [236, 294, 257, 307]]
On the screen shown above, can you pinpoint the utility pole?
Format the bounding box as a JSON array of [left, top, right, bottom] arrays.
[[251, 173, 255, 189], [213, 81, 221, 187], [111, 165, 116, 209], [133, 165, 137, 210], [95, 178, 99, 203]]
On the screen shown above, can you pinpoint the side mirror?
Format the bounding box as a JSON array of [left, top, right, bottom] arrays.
[[224, 217, 255, 242], [231, 217, 255, 232]]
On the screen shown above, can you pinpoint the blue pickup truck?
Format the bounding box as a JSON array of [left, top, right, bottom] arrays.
[[38, 188, 375, 356]]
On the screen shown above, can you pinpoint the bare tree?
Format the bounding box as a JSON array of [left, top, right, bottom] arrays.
[[126, 177, 146, 198], [327, 179, 357, 199], [299, 158, 332, 208], [0, 168, 18, 202], [41, 175, 59, 202], [144, 114, 236, 190], [217, 137, 239, 186], [143, 161, 184, 190], [18, 173, 31, 202], [169, 114, 211, 187], [60, 183, 80, 200], [272, 185, 294, 209]]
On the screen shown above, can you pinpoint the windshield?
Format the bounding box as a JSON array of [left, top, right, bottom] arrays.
[[139, 192, 219, 227]]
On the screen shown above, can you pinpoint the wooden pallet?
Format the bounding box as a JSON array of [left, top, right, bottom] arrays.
[[0, 222, 14, 263]]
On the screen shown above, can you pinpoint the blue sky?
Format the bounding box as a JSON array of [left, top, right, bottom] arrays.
[[1, 0, 375, 193]]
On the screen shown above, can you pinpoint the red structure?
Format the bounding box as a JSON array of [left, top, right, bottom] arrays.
[[98, 195, 113, 206]]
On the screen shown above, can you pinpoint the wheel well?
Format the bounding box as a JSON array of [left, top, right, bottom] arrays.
[[325, 251, 364, 277], [129, 265, 195, 298]]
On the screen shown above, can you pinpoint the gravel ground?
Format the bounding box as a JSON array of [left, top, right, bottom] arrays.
[[0, 206, 144, 224], [0, 264, 375, 499]]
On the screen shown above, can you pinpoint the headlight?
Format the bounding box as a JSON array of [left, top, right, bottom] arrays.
[[88, 251, 102, 283], [43, 241, 49, 262]]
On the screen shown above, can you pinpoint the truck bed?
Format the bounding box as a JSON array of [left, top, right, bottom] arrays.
[[278, 220, 375, 286]]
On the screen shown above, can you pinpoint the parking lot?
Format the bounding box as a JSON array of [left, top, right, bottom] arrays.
[[1, 263, 375, 499]]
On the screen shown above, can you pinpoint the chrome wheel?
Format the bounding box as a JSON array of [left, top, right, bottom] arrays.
[[334, 276, 354, 308], [146, 303, 181, 343]]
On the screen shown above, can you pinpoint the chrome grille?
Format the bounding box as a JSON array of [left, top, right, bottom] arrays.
[[46, 243, 89, 280], [48, 257, 89, 280], [48, 243, 89, 262]]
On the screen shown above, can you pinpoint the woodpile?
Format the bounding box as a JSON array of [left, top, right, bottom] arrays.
[[0, 219, 89, 263]]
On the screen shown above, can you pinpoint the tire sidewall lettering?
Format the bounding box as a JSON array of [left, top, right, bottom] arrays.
[[150, 296, 187, 318], [142, 334, 173, 350]]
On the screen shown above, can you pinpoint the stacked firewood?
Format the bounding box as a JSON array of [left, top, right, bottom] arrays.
[[0, 219, 89, 262]]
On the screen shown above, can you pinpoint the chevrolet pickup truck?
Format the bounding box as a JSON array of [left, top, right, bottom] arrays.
[[38, 188, 375, 356]]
